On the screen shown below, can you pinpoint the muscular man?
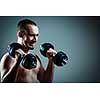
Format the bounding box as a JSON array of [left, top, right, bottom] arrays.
[[0, 19, 54, 83]]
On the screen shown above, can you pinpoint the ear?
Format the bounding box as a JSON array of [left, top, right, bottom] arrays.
[[18, 31, 23, 38]]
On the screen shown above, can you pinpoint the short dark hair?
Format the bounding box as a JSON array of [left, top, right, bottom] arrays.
[[17, 19, 37, 32]]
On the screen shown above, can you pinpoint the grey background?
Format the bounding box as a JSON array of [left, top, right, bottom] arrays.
[[0, 16, 100, 83]]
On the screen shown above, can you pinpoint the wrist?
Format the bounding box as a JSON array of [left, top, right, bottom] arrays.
[[48, 57, 54, 63]]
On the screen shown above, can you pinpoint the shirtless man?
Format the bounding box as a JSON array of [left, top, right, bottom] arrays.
[[0, 19, 54, 83]]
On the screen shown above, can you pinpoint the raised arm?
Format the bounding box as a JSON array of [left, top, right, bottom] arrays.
[[0, 53, 22, 83], [37, 49, 54, 83]]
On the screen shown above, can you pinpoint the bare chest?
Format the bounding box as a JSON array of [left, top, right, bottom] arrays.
[[16, 65, 40, 83]]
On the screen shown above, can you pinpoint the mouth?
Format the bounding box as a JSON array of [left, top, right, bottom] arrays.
[[30, 41, 36, 44], [28, 41, 36, 47]]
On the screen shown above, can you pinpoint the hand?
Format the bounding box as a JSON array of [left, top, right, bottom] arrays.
[[46, 48, 57, 60]]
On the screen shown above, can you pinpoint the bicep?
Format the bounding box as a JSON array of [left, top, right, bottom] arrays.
[[0, 53, 13, 79]]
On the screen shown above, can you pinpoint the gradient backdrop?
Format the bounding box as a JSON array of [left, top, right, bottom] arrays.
[[0, 16, 100, 83]]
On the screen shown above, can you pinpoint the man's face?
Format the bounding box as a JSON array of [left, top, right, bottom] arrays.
[[22, 24, 39, 50]]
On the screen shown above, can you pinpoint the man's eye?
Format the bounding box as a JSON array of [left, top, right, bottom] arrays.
[[36, 34, 39, 36], [29, 34, 33, 36], [29, 34, 39, 37]]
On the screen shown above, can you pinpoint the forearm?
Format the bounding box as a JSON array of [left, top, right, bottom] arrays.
[[43, 59, 54, 83]]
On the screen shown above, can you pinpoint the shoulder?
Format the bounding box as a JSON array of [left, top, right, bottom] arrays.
[[35, 54, 43, 68], [0, 52, 16, 80], [0, 52, 14, 69], [0, 52, 10, 64], [35, 54, 45, 71], [35, 54, 42, 64]]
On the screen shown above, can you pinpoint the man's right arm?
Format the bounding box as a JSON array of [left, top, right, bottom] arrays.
[[0, 53, 21, 83]]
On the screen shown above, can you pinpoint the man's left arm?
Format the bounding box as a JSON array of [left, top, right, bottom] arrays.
[[37, 49, 55, 83]]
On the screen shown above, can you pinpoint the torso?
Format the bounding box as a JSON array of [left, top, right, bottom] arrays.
[[16, 55, 41, 83], [1, 53, 42, 83], [16, 66, 40, 83]]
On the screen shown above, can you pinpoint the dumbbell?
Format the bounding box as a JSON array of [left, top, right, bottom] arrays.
[[21, 54, 37, 69], [40, 43, 68, 66], [7, 42, 23, 58], [7, 42, 37, 69]]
